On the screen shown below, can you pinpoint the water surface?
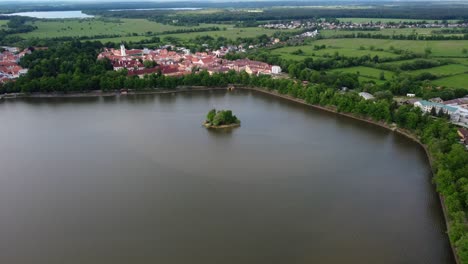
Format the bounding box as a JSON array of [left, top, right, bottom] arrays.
[[2, 11, 93, 19], [0, 90, 453, 264]]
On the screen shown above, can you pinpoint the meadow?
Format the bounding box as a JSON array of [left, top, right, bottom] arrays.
[[408, 64, 468, 77], [309, 38, 468, 57], [432, 74, 468, 89], [272, 38, 468, 89], [331, 66, 396, 79], [271, 44, 399, 60], [94, 26, 295, 43], [15, 18, 221, 39], [320, 28, 464, 38]]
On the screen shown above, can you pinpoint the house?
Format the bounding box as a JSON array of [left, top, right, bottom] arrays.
[[406, 93, 416, 97], [444, 97, 468, 110], [429, 97, 444, 103], [272, 65, 282, 74], [359, 92, 374, 100], [414, 100, 458, 115], [457, 128, 468, 145]]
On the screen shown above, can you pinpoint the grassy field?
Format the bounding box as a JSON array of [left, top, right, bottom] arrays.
[[15, 18, 220, 39], [320, 28, 464, 38], [432, 73, 468, 89], [162, 27, 291, 40], [310, 39, 468, 57], [95, 27, 296, 43], [408, 64, 468, 77], [331, 66, 396, 79], [271, 44, 399, 60]]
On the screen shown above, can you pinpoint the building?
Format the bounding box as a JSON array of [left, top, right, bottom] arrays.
[[414, 100, 458, 115], [406, 93, 416, 97], [359, 92, 374, 100], [120, 44, 126, 57], [444, 97, 468, 110], [272, 66, 282, 74], [429, 97, 444, 103], [458, 128, 468, 145]]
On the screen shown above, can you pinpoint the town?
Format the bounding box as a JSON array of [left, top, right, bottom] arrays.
[[0, 46, 30, 84], [260, 19, 468, 31], [97, 44, 282, 77]]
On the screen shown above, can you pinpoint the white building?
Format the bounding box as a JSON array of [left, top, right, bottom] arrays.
[[407, 93, 416, 97], [120, 44, 126, 57], [359, 92, 374, 100], [272, 65, 282, 74]]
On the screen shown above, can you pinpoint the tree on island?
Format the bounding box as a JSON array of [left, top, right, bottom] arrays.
[[205, 108, 240, 127]]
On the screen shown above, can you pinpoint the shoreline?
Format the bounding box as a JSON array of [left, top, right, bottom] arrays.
[[0, 87, 230, 99], [239, 87, 459, 264], [203, 122, 241, 129], [0, 86, 459, 263]]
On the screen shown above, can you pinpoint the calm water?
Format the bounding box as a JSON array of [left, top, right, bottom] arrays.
[[2, 11, 93, 19], [0, 90, 453, 264]]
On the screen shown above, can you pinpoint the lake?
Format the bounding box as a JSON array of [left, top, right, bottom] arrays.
[[2, 11, 93, 19], [0, 90, 453, 264]]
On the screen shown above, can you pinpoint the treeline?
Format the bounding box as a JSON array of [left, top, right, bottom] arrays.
[[2, 26, 221, 47], [0, 16, 37, 45], [374, 59, 449, 72], [327, 32, 468, 41], [90, 6, 468, 24]]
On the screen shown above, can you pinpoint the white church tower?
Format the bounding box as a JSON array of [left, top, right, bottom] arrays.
[[120, 44, 126, 56]]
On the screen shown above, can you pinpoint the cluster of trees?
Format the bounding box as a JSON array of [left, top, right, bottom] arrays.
[[326, 32, 468, 41], [205, 109, 240, 126], [89, 5, 468, 23], [0, 16, 37, 45]]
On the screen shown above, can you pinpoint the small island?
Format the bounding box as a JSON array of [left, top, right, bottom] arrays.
[[204, 109, 241, 129]]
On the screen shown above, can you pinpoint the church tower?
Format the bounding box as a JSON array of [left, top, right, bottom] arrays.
[[120, 44, 126, 56]]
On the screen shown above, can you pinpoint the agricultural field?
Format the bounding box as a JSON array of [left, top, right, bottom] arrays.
[[14, 18, 220, 39], [271, 44, 399, 60], [320, 28, 464, 38], [271, 36, 468, 89], [96, 27, 297, 43], [432, 73, 468, 89], [310, 38, 468, 57], [162, 27, 293, 40], [331, 66, 396, 80], [408, 64, 468, 77]]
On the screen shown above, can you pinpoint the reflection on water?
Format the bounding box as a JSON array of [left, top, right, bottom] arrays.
[[2, 11, 94, 19], [0, 90, 453, 264]]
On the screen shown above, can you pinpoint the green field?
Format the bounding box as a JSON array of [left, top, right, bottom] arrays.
[[408, 64, 468, 77], [320, 28, 464, 38], [271, 44, 399, 60], [13, 18, 293, 43], [15, 18, 220, 39], [331, 66, 396, 79], [162, 27, 292, 40], [432, 73, 468, 89], [96, 27, 296, 43], [310, 39, 468, 57]]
